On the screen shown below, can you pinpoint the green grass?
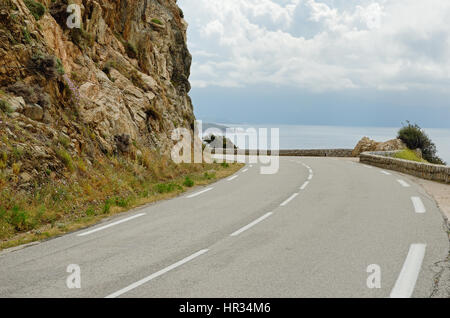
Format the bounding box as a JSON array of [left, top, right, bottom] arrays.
[[151, 18, 163, 25], [0, 100, 13, 113], [393, 149, 428, 163], [182, 176, 194, 188], [55, 148, 74, 171], [24, 0, 46, 20], [0, 148, 243, 250], [23, 27, 31, 44]]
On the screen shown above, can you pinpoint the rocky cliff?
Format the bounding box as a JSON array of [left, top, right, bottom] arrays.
[[0, 0, 195, 186]]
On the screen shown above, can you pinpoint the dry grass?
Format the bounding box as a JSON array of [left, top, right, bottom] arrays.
[[0, 151, 243, 250]]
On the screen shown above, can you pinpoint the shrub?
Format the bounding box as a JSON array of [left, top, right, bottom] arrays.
[[102, 199, 112, 214], [85, 207, 95, 216], [55, 148, 74, 171], [24, 0, 46, 20], [221, 162, 229, 168], [114, 197, 130, 208], [204, 171, 216, 180], [0, 100, 13, 113], [9, 206, 30, 231], [70, 27, 93, 50], [183, 176, 194, 187], [30, 53, 59, 79], [154, 182, 180, 194], [397, 122, 445, 165], [56, 58, 65, 75], [125, 42, 138, 59], [23, 27, 31, 44]]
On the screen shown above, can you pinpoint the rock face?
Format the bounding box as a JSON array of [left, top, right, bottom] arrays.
[[352, 137, 406, 156], [0, 0, 195, 183]]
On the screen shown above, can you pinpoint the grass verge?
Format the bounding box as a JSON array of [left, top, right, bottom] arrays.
[[393, 149, 428, 163], [0, 152, 243, 251]]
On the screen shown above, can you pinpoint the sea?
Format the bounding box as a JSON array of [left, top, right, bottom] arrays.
[[202, 123, 450, 165]]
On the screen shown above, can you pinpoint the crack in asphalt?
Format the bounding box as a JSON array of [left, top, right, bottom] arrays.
[[430, 219, 450, 298]]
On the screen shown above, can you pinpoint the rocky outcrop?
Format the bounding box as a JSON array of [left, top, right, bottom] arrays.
[[352, 137, 406, 157], [0, 0, 195, 185]]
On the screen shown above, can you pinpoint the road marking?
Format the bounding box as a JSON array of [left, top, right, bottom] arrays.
[[390, 244, 426, 298], [227, 175, 238, 181], [300, 181, 310, 190], [280, 193, 299, 207], [397, 179, 411, 187], [411, 197, 426, 214], [308, 174, 313, 180], [186, 187, 213, 198], [380, 170, 392, 175], [249, 165, 253, 168], [363, 164, 373, 169], [230, 212, 273, 237], [77, 213, 146, 237], [105, 249, 209, 298], [242, 168, 249, 173]]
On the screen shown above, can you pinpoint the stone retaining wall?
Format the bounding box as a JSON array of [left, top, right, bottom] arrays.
[[360, 151, 450, 184], [210, 149, 354, 157]]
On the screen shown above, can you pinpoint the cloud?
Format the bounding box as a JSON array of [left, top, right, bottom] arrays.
[[179, 0, 450, 93]]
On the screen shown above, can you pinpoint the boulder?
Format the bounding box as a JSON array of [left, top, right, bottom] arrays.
[[352, 137, 406, 156]]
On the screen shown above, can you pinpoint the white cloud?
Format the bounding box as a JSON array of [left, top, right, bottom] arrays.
[[179, 0, 450, 93]]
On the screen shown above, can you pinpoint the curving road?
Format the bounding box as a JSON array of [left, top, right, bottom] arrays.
[[0, 157, 448, 298]]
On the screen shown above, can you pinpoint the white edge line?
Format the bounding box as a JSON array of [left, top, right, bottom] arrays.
[[411, 197, 426, 214], [381, 170, 392, 175], [227, 175, 238, 181], [390, 244, 426, 298], [77, 213, 146, 237], [280, 193, 299, 207], [230, 212, 273, 237], [186, 187, 213, 198], [242, 168, 249, 173], [300, 181, 310, 190], [105, 249, 209, 298], [397, 179, 411, 187]]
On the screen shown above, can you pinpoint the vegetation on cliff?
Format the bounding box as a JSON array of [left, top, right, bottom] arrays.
[[397, 122, 445, 165], [0, 0, 242, 249]]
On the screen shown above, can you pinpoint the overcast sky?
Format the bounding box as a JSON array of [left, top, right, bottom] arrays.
[[178, 0, 450, 128]]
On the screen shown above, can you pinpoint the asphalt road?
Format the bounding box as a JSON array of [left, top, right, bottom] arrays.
[[0, 157, 448, 298]]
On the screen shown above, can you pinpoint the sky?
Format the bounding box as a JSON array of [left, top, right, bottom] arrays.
[[178, 0, 450, 128]]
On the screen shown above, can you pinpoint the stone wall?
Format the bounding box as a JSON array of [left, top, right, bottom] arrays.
[[211, 149, 354, 157], [360, 151, 450, 184]]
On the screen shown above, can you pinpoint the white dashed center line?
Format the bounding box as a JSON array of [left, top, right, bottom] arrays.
[[397, 179, 411, 187], [280, 193, 299, 207], [105, 249, 209, 298], [300, 181, 310, 190], [411, 197, 426, 214], [390, 244, 426, 298], [77, 213, 146, 237], [186, 187, 213, 198], [230, 212, 273, 237]]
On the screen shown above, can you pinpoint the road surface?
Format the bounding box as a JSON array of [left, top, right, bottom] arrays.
[[0, 157, 448, 298]]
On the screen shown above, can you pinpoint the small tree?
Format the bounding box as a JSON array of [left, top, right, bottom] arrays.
[[397, 121, 445, 165]]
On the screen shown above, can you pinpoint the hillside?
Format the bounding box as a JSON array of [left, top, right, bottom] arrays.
[[0, 0, 240, 248]]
